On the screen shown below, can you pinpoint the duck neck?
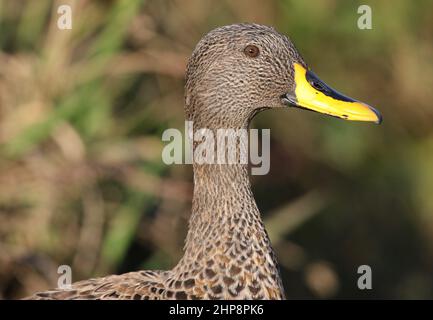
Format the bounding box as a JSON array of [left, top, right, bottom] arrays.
[[179, 161, 275, 262], [174, 127, 283, 294], [187, 163, 262, 251], [184, 117, 269, 261]]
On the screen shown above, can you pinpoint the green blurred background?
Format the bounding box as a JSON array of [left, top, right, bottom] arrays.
[[1, 0, 432, 299]]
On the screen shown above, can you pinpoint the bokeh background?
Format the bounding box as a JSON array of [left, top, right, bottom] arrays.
[[1, 0, 433, 299]]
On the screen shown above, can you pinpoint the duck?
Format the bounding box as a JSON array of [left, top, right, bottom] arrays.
[[26, 23, 381, 300]]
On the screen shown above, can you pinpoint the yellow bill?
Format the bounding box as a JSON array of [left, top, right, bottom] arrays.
[[282, 63, 382, 124]]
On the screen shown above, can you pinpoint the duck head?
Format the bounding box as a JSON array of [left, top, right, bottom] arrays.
[[185, 23, 382, 128]]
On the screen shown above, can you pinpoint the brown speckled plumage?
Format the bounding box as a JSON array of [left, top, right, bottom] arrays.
[[26, 23, 308, 300]]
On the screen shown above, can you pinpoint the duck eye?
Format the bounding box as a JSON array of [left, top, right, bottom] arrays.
[[244, 45, 259, 58]]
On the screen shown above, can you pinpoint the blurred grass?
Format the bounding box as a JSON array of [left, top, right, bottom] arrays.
[[0, 0, 433, 299]]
